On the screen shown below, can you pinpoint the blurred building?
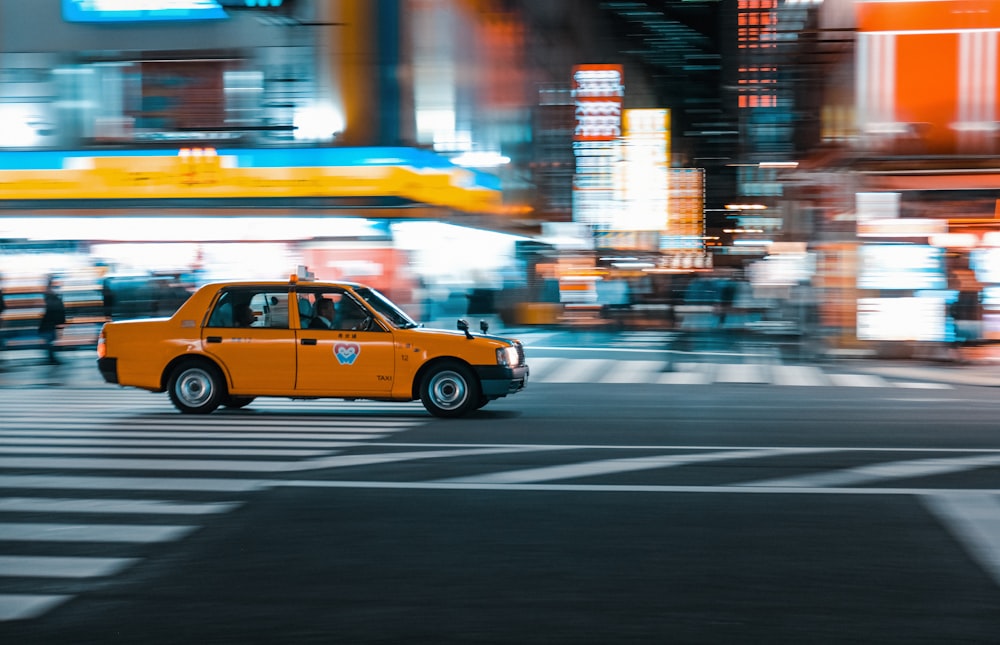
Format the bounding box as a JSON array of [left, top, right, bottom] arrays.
[[784, 0, 1000, 350], [0, 0, 543, 337]]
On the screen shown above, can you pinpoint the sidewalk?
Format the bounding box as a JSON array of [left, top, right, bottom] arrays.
[[0, 349, 106, 389]]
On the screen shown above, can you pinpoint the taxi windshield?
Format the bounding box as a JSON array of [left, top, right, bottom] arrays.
[[354, 287, 419, 329]]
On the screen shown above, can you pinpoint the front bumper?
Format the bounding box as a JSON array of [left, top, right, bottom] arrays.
[[475, 364, 529, 398], [97, 357, 118, 384]]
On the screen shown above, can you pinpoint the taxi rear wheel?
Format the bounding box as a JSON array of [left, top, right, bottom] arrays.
[[420, 361, 480, 418], [168, 360, 224, 414]]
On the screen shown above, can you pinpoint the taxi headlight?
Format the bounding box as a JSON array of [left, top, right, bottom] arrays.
[[496, 346, 519, 367]]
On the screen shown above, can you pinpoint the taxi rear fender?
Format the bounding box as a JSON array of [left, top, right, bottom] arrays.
[[410, 356, 477, 399], [160, 353, 230, 393]]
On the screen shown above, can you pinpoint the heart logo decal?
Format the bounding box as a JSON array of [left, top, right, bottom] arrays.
[[333, 342, 361, 365]]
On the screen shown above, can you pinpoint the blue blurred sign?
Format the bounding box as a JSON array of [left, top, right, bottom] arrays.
[[62, 0, 228, 22]]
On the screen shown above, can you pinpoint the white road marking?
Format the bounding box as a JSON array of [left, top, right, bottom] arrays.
[[0, 437, 361, 448], [827, 373, 890, 388], [772, 365, 829, 386], [0, 446, 334, 457], [655, 370, 711, 385], [0, 430, 381, 440], [278, 479, 1000, 497], [0, 522, 196, 543], [0, 456, 315, 472], [537, 359, 617, 383], [0, 445, 562, 474], [291, 445, 566, 471], [896, 382, 954, 390], [0, 421, 414, 432], [0, 475, 264, 492], [742, 453, 1000, 488], [0, 594, 70, 621], [0, 555, 138, 579], [0, 497, 239, 515], [598, 360, 665, 383], [521, 356, 562, 380], [715, 363, 769, 384], [923, 492, 1000, 588], [442, 447, 829, 484]]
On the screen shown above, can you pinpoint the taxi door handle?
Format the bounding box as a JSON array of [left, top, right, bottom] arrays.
[[301, 338, 317, 346], [206, 336, 222, 344]]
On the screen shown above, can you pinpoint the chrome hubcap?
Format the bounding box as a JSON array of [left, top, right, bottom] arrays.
[[429, 370, 468, 410], [178, 368, 213, 407]]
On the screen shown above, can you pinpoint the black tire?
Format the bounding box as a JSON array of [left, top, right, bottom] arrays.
[[419, 361, 480, 418], [222, 396, 255, 409], [167, 360, 224, 414]]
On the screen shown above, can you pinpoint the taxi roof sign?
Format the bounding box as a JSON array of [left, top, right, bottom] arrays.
[[295, 265, 315, 282]]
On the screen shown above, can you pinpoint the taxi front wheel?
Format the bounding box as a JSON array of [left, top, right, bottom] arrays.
[[168, 360, 224, 414], [420, 361, 480, 418]]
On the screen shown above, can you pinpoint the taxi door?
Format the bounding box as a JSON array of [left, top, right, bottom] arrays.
[[202, 288, 297, 395], [294, 291, 396, 396]]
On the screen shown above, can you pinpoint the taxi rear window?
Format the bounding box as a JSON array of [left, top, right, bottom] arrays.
[[206, 288, 289, 329]]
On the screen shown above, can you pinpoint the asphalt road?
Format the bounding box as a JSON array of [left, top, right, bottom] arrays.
[[1, 339, 1000, 643]]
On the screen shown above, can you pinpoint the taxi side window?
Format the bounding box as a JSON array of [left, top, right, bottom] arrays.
[[207, 289, 289, 329], [297, 288, 380, 332]]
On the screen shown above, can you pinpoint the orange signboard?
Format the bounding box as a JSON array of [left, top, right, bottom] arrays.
[[857, 0, 1000, 154]]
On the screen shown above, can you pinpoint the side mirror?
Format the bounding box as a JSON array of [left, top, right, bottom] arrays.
[[457, 318, 473, 339], [480, 320, 489, 334]]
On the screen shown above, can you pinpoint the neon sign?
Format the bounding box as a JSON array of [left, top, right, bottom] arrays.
[[62, 0, 228, 22], [573, 65, 623, 142]]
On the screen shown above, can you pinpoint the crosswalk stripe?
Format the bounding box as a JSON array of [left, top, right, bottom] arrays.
[[0, 497, 239, 515], [715, 363, 769, 384], [0, 446, 336, 457], [0, 594, 70, 621], [537, 358, 617, 383], [923, 493, 1000, 589], [0, 456, 331, 473], [523, 356, 571, 381], [0, 522, 196, 543], [655, 371, 711, 385], [0, 430, 390, 439], [598, 360, 665, 383], [897, 381, 954, 390], [0, 437, 362, 448], [0, 418, 419, 429], [0, 475, 264, 492], [772, 364, 828, 386], [827, 373, 890, 388], [0, 555, 138, 578]]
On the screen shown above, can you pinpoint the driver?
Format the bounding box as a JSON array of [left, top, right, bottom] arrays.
[[309, 298, 335, 329], [335, 299, 370, 331]]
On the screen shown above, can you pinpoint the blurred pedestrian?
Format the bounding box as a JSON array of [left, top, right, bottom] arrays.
[[0, 272, 6, 364], [38, 276, 66, 365]]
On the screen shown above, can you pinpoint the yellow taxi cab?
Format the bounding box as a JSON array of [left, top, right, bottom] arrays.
[[96, 268, 528, 418]]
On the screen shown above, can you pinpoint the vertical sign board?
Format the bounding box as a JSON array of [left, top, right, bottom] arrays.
[[572, 64, 623, 142], [857, 0, 1000, 153], [572, 65, 623, 229], [620, 108, 669, 232]]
